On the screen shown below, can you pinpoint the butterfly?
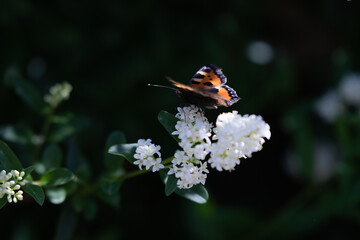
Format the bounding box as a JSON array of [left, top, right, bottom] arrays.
[[149, 64, 240, 109]]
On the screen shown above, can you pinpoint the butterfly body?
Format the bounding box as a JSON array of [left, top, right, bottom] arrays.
[[151, 64, 240, 109]]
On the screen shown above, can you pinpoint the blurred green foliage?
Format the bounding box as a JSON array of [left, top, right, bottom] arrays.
[[1, 0, 360, 239]]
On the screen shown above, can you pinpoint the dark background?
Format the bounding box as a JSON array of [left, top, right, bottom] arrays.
[[1, 0, 360, 239]]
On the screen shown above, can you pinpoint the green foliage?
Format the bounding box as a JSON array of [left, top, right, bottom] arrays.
[[65, 140, 91, 182], [22, 184, 45, 206], [95, 187, 121, 209], [48, 113, 90, 143], [104, 131, 126, 173], [0, 140, 23, 171], [0, 197, 7, 209], [158, 110, 180, 142], [4, 67, 50, 115], [175, 184, 209, 204], [39, 168, 75, 187], [0, 124, 35, 145], [159, 168, 209, 204], [108, 143, 138, 164], [23, 165, 36, 179], [164, 174, 178, 196], [42, 144, 62, 170]]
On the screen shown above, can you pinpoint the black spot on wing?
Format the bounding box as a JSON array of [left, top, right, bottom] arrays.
[[203, 82, 213, 86], [193, 73, 205, 79], [206, 88, 219, 94], [206, 64, 227, 84]]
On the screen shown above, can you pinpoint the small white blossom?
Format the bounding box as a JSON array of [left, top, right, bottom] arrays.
[[314, 89, 345, 123], [44, 81, 73, 108], [209, 111, 271, 171], [133, 139, 164, 172], [339, 72, 360, 107], [172, 150, 189, 165], [0, 170, 25, 203], [170, 162, 209, 189], [172, 105, 212, 160], [169, 105, 212, 188]]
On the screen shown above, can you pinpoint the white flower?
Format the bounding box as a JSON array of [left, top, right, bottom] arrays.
[[339, 72, 360, 107], [172, 150, 189, 165], [169, 105, 212, 188], [314, 89, 345, 123], [209, 111, 271, 171], [170, 162, 209, 189], [0, 170, 25, 203], [172, 105, 212, 160], [44, 81, 73, 108], [151, 158, 164, 172], [133, 139, 164, 172]]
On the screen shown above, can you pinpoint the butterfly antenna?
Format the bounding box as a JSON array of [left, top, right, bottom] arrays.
[[147, 83, 177, 91]]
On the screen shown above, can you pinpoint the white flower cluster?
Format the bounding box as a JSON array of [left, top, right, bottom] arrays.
[[133, 139, 164, 172], [0, 170, 25, 203], [173, 105, 212, 160], [169, 106, 212, 189], [170, 106, 270, 188], [210, 112, 271, 171], [44, 81, 73, 108], [133, 106, 271, 190]]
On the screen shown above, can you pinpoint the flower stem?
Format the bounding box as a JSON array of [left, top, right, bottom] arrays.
[[161, 156, 174, 165], [34, 107, 55, 162], [115, 156, 173, 181], [116, 168, 149, 180]]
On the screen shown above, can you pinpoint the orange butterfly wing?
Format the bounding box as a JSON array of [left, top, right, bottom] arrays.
[[216, 85, 240, 106], [188, 64, 226, 88]]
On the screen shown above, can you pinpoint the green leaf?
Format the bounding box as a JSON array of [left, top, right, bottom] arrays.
[[159, 168, 168, 184], [24, 165, 36, 178], [0, 124, 35, 145], [42, 144, 62, 171], [158, 110, 180, 142], [175, 184, 209, 204], [108, 143, 138, 164], [23, 184, 45, 206], [101, 178, 123, 195], [165, 174, 178, 196], [105, 131, 126, 150], [159, 169, 208, 203], [48, 113, 90, 143], [104, 131, 127, 172], [66, 139, 91, 182], [0, 197, 8, 209], [4, 67, 50, 115], [0, 140, 22, 171], [46, 188, 67, 205], [39, 168, 75, 187]]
